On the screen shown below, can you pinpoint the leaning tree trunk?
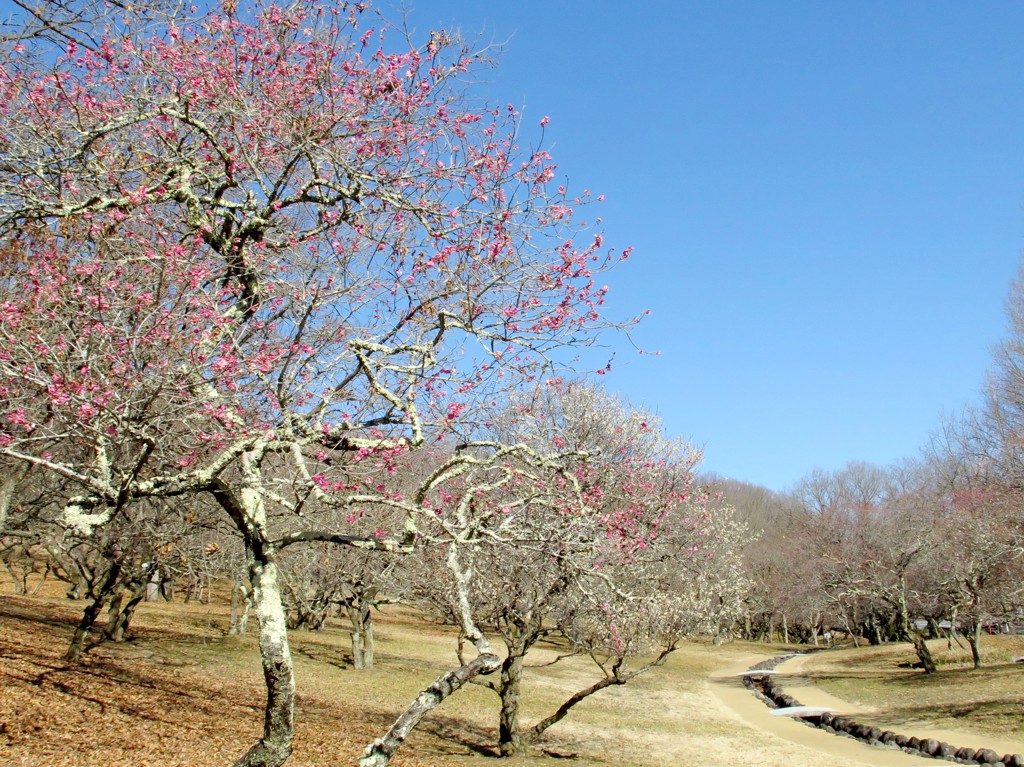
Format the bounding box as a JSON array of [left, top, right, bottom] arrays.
[[502, 644, 679, 758], [521, 672, 624, 750], [836, 605, 858, 648], [906, 630, 937, 673], [104, 577, 147, 643], [63, 516, 132, 661], [64, 536, 125, 659], [896, 592, 936, 674], [30, 560, 51, 595], [64, 557, 121, 662], [359, 533, 504, 767], [358, 651, 500, 767], [947, 606, 968, 651]]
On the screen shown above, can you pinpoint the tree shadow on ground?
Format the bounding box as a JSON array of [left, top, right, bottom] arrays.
[[803, 661, 1024, 740], [418, 715, 502, 758], [863, 698, 1024, 734], [0, 594, 81, 629], [293, 641, 354, 670]]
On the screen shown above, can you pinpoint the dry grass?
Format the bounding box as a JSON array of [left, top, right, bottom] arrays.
[[14, 571, 1021, 767], [0, 576, 804, 767], [800, 636, 1024, 737]]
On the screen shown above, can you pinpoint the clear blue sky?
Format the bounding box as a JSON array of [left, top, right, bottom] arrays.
[[395, 0, 1024, 492], [4, 0, 1020, 492]]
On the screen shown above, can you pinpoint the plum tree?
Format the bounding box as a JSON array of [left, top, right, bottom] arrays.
[[403, 384, 747, 759], [0, 2, 637, 764]]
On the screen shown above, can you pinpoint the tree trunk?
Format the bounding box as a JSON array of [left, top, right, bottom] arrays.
[[782, 613, 789, 644], [947, 607, 967, 651], [232, 552, 294, 767], [907, 630, 937, 673], [212, 462, 295, 767], [348, 598, 376, 670], [363, 607, 375, 667], [146, 568, 164, 602], [967, 592, 985, 669], [349, 609, 366, 669], [519, 648, 670, 753], [358, 651, 500, 767], [522, 673, 624, 749], [64, 558, 121, 662], [160, 568, 174, 601], [229, 577, 252, 636], [0, 463, 29, 534], [498, 653, 525, 757], [105, 590, 124, 638], [840, 608, 860, 648], [896, 592, 936, 674], [105, 579, 147, 643], [1, 556, 27, 595], [29, 562, 50, 595], [512, 645, 676, 755], [871, 615, 885, 646], [967, 619, 983, 669]]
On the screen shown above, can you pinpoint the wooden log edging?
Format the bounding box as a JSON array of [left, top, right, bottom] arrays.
[[741, 655, 1024, 767]]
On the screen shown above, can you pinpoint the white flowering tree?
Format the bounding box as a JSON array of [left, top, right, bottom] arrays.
[[399, 384, 747, 759]]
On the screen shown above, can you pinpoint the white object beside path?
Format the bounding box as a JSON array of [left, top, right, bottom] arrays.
[[771, 706, 835, 718]]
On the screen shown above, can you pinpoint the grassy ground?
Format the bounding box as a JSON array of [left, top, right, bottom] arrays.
[[7, 576, 1023, 767], [799, 635, 1024, 738], [0, 583, 777, 767]]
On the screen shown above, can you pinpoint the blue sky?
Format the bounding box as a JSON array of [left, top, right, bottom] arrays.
[[3, 0, 1020, 492], [395, 0, 1024, 491]]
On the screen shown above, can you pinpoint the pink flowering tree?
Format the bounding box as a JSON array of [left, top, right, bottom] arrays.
[[0, 2, 635, 765]]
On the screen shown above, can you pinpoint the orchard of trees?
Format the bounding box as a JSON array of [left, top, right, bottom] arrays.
[[723, 458, 1023, 673], [720, 265, 1024, 671], [0, 2, 747, 766], [3, 2, 1024, 766]]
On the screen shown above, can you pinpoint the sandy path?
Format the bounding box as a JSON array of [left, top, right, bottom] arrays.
[[708, 652, 1024, 766], [707, 653, 928, 766], [779, 653, 1024, 758]]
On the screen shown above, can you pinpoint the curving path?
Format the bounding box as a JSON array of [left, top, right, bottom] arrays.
[[779, 652, 1024, 761], [708, 652, 1024, 767]]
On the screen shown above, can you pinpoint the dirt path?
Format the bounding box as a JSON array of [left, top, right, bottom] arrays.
[[781, 653, 1024, 758], [708, 651, 1024, 766], [708, 653, 928, 767]]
